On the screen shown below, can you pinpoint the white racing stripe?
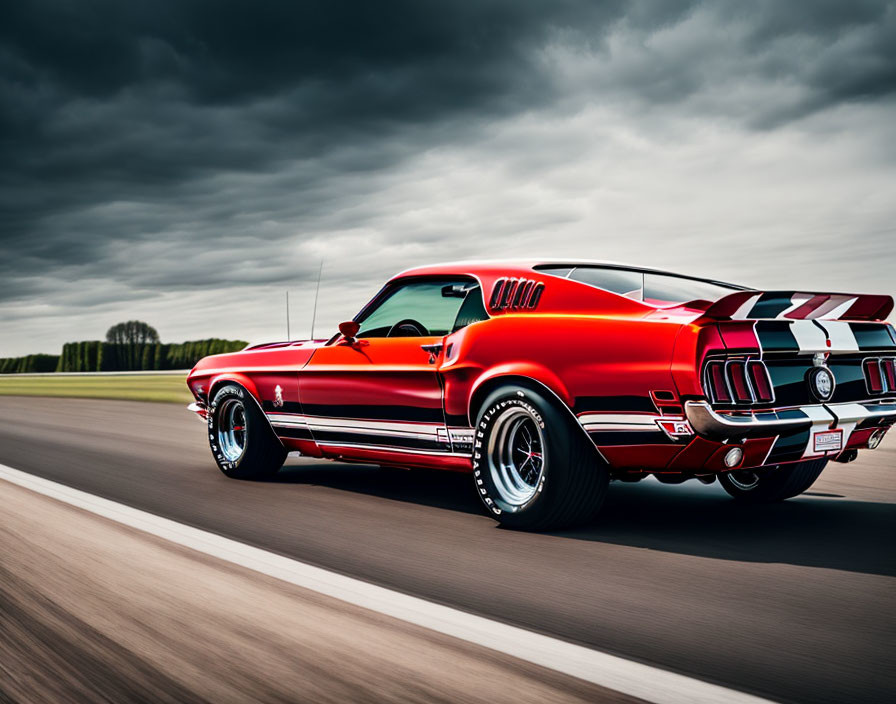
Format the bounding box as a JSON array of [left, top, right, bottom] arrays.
[[777, 293, 813, 318], [820, 297, 858, 321], [815, 321, 860, 352], [578, 413, 659, 426], [578, 413, 663, 432], [266, 413, 443, 437], [731, 293, 762, 320], [0, 462, 772, 704], [800, 405, 837, 459], [789, 320, 827, 353]]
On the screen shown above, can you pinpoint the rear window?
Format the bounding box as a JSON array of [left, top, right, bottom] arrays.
[[642, 273, 741, 305], [568, 268, 642, 297], [536, 265, 744, 305]]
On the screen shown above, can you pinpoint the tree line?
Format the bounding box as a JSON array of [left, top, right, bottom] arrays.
[[1, 321, 247, 374], [50, 338, 248, 372], [0, 354, 60, 374]]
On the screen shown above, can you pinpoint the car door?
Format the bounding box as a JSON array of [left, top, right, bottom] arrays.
[[298, 278, 478, 460]]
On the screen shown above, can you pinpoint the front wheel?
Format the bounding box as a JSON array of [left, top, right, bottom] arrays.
[[718, 458, 828, 502], [473, 385, 608, 531], [208, 384, 287, 479]]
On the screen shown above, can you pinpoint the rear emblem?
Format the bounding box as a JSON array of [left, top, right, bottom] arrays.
[[808, 367, 835, 401], [273, 385, 284, 408]]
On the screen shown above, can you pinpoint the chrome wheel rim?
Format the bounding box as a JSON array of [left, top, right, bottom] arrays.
[[728, 469, 760, 491], [218, 399, 247, 462], [487, 407, 545, 507]]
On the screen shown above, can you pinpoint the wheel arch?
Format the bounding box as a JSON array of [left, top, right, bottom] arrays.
[[467, 372, 605, 464], [207, 374, 285, 448]]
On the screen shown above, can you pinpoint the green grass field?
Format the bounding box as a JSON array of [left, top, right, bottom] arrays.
[[0, 374, 191, 404]]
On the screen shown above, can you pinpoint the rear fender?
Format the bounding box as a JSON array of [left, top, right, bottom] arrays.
[[468, 363, 572, 425], [466, 365, 607, 464]]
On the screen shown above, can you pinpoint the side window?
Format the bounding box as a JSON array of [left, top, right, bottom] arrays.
[[568, 267, 642, 298], [357, 279, 484, 338]]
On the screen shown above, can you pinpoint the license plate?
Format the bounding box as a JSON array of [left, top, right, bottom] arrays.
[[813, 429, 843, 453]]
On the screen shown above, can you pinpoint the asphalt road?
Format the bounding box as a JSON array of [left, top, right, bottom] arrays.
[[2, 479, 628, 704], [1, 396, 894, 703]]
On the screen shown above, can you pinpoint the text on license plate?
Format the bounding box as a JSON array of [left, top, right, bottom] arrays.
[[813, 429, 843, 453]]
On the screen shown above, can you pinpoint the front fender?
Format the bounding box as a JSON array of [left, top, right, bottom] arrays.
[[200, 372, 284, 448], [206, 372, 262, 404]]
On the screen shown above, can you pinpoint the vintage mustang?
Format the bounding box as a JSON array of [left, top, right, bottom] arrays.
[[187, 260, 896, 530]]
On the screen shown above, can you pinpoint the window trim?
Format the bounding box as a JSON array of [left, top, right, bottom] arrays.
[[534, 263, 748, 305], [349, 275, 488, 340]]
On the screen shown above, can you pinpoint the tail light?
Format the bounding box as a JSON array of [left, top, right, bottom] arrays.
[[864, 358, 895, 394], [704, 358, 774, 405], [883, 359, 896, 391], [727, 361, 752, 403], [705, 361, 730, 403], [747, 360, 775, 402]]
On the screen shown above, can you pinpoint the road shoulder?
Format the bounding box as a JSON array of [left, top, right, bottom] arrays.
[[0, 478, 637, 704]]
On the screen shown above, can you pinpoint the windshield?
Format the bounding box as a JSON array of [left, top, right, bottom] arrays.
[[536, 265, 745, 306]]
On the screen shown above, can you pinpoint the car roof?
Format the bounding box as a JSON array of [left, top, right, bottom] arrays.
[[392, 259, 746, 290]]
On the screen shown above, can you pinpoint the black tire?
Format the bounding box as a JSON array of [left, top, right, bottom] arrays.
[[718, 458, 828, 503], [473, 385, 609, 531], [208, 384, 287, 479]]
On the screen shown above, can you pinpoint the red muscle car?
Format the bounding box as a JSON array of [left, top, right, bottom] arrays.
[[187, 261, 896, 530]]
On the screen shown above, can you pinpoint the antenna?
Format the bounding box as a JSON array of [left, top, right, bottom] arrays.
[[286, 290, 291, 340], [310, 259, 323, 340]]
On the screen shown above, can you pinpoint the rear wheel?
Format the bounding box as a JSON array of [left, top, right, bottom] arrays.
[[473, 385, 608, 531], [208, 384, 287, 479], [718, 458, 828, 502]]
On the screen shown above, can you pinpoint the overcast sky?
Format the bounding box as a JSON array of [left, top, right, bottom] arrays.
[[1, 1, 895, 356]]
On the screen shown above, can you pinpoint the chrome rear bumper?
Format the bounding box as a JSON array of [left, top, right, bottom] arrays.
[[685, 400, 896, 441]]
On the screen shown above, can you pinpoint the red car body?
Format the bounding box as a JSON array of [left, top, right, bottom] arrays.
[[187, 260, 896, 482]]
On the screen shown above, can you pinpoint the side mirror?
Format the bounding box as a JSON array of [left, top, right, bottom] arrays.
[[338, 320, 360, 343]]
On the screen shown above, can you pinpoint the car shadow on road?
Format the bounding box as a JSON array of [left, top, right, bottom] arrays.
[[556, 480, 896, 578], [275, 461, 483, 514], [275, 460, 895, 578]]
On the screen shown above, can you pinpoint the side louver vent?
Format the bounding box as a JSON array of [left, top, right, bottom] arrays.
[[490, 278, 544, 310]]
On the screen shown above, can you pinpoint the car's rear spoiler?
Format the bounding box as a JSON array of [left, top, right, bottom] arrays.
[[697, 290, 894, 322]]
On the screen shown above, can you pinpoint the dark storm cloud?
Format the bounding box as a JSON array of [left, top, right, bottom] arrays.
[[0, 0, 635, 287], [0, 0, 894, 333]]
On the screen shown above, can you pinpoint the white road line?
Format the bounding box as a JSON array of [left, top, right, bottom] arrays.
[[0, 463, 773, 704]]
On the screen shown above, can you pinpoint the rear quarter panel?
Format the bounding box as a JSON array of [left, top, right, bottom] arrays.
[[441, 314, 684, 425]]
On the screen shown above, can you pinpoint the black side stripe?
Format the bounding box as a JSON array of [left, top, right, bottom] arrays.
[[298, 403, 444, 423], [445, 412, 470, 427], [274, 426, 314, 440], [587, 430, 674, 446], [261, 400, 303, 413], [309, 429, 448, 452]]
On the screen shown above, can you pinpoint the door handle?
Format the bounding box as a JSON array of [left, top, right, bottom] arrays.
[[421, 343, 443, 364]]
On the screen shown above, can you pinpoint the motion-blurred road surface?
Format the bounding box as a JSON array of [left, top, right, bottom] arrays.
[[1, 397, 894, 703], [0, 479, 628, 703]]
